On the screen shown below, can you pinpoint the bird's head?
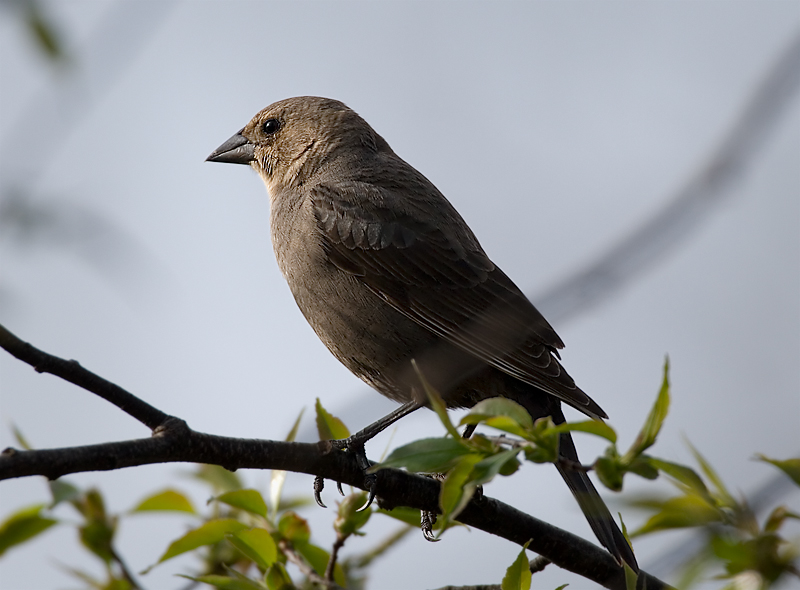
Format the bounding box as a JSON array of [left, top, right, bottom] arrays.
[[207, 96, 391, 195]]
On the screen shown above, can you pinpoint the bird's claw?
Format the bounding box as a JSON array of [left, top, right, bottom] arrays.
[[315, 437, 377, 511], [421, 510, 439, 542], [357, 473, 377, 512], [313, 475, 327, 508]]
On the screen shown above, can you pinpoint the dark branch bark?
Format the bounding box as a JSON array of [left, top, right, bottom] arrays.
[[0, 323, 671, 590]]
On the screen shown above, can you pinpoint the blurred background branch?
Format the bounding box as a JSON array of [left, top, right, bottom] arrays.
[[0, 0, 178, 306]]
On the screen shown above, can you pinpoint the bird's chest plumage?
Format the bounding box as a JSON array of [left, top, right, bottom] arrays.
[[269, 191, 430, 400]]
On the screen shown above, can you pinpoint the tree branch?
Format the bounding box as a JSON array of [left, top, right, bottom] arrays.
[[0, 323, 671, 590], [0, 323, 168, 429]]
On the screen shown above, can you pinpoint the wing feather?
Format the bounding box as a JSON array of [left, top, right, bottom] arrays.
[[311, 182, 606, 418]]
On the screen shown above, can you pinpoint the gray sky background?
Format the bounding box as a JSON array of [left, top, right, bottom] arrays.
[[1, 2, 798, 589]]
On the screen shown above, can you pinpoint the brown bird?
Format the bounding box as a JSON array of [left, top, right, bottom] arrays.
[[207, 96, 637, 570]]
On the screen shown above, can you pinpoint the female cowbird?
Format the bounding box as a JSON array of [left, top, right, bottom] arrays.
[[207, 96, 637, 571]]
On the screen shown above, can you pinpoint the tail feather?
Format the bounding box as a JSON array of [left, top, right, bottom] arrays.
[[486, 376, 638, 571], [556, 432, 639, 572]]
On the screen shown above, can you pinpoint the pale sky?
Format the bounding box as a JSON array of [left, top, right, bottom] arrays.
[[1, 2, 798, 589]]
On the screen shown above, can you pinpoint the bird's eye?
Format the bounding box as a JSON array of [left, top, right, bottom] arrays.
[[262, 119, 280, 135]]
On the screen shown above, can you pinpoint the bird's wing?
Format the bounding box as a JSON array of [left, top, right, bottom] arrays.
[[310, 181, 606, 418]]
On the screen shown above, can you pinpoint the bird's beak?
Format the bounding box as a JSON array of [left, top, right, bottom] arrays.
[[206, 129, 255, 164]]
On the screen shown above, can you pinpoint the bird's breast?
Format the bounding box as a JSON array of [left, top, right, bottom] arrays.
[[269, 194, 432, 401]]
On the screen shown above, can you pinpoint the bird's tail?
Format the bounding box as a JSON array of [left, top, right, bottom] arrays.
[[555, 430, 639, 572]]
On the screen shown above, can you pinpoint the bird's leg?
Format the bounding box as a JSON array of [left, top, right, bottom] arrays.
[[462, 422, 477, 439], [316, 400, 424, 510]]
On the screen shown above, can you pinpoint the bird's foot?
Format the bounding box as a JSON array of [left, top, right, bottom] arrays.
[[417, 474, 484, 542], [418, 472, 447, 542], [421, 510, 438, 542], [315, 437, 377, 512]]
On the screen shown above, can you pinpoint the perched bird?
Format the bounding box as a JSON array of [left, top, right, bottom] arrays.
[[207, 96, 637, 570]]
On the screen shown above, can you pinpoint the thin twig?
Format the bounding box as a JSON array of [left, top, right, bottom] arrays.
[[481, 434, 594, 473], [278, 539, 343, 590], [324, 534, 346, 582], [529, 555, 551, 573], [110, 547, 143, 590]]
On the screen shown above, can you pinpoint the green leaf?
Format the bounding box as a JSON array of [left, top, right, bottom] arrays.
[[626, 456, 659, 481], [265, 562, 295, 590], [72, 488, 107, 521], [334, 492, 372, 536], [296, 542, 346, 587], [25, 3, 64, 61], [155, 518, 248, 564], [522, 445, 557, 465], [377, 437, 472, 473], [294, 542, 327, 573], [501, 541, 532, 590], [412, 359, 460, 438], [462, 398, 534, 433], [132, 489, 195, 514], [277, 512, 310, 544], [376, 506, 422, 527], [440, 454, 483, 527], [595, 452, 624, 492], [270, 408, 305, 517], [624, 359, 670, 462], [11, 424, 32, 450], [481, 416, 532, 439], [284, 408, 304, 443], [473, 449, 521, 485], [72, 489, 116, 564], [217, 489, 268, 518], [180, 573, 266, 590], [648, 458, 710, 496], [633, 495, 721, 536], [624, 561, 639, 590], [520, 416, 560, 463], [710, 535, 753, 573], [79, 519, 116, 564], [0, 505, 58, 557], [552, 420, 617, 444], [686, 438, 734, 507], [315, 398, 350, 441], [757, 455, 800, 487], [763, 505, 800, 533], [619, 514, 632, 557], [49, 479, 81, 508], [190, 464, 242, 492], [228, 527, 278, 569]]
